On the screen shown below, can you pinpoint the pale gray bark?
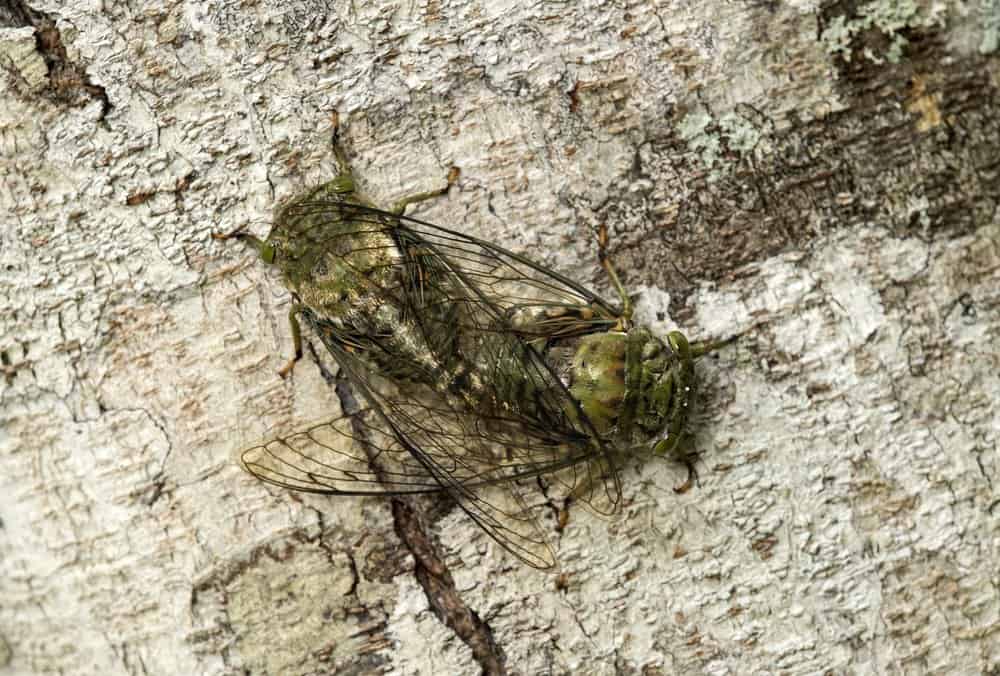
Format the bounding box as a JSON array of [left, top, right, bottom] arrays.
[[1, 1, 998, 674]]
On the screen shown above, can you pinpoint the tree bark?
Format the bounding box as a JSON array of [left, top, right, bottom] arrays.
[[2, 0, 998, 674]]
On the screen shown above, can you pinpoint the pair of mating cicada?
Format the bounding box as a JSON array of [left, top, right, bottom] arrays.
[[217, 118, 725, 569]]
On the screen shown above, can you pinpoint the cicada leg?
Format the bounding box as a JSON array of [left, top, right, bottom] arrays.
[[325, 111, 360, 196], [596, 223, 633, 329], [390, 166, 461, 215], [689, 335, 738, 358], [212, 230, 304, 378], [330, 111, 460, 216], [672, 455, 700, 494], [277, 304, 307, 379], [559, 453, 619, 524]]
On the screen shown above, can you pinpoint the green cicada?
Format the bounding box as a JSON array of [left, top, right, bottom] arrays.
[[216, 116, 727, 569]]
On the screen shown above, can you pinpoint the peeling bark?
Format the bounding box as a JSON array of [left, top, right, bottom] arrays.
[[0, 0, 110, 115]]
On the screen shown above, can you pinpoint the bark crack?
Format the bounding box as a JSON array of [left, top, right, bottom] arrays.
[[1, 0, 111, 118], [390, 498, 507, 676], [321, 352, 508, 676]]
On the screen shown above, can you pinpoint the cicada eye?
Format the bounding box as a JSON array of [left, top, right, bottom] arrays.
[[261, 242, 277, 264], [331, 174, 355, 193], [666, 330, 691, 359]]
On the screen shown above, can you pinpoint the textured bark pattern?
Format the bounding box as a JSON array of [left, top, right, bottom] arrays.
[[1, 0, 998, 674]]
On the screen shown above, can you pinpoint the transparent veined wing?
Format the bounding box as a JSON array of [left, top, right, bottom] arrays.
[[242, 200, 629, 568]]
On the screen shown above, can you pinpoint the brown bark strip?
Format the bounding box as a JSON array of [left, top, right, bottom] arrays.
[[328, 364, 508, 676], [391, 498, 508, 676]]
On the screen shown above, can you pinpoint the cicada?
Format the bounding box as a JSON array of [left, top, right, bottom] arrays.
[[216, 116, 728, 569]]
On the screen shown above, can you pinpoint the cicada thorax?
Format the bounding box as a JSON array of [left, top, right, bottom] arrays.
[[566, 327, 695, 457]]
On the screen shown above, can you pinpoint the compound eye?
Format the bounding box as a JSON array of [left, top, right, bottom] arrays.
[[261, 242, 277, 264], [666, 330, 691, 358], [332, 174, 355, 193]]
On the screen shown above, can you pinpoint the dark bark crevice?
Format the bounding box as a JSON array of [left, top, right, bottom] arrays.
[[1, 0, 111, 118], [329, 364, 508, 676]]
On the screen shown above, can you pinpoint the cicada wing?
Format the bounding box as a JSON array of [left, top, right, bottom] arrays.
[[314, 296, 624, 511], [237, 401, 559, 567], [239, 410, 450, 496], [280, 200, 626, 516], [312, 313, 625, 569], [389, 209, 624, 342], [382, 208, 629, 516], [283, 200, 624, 342], [329, 343, 569, 569], [271, 198, 625, 527], [438, 469, 559, 570]]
